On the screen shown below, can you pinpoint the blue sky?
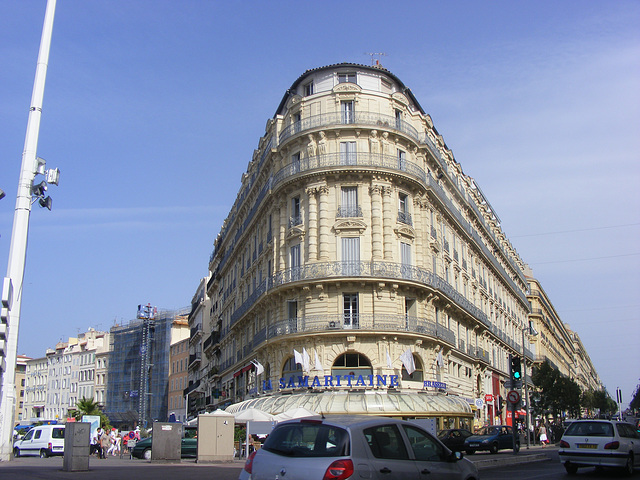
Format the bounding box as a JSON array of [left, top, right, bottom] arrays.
[[1, 1, 638, 407]]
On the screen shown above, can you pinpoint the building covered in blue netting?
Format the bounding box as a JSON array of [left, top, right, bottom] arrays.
[[105, 307, 188, 429]]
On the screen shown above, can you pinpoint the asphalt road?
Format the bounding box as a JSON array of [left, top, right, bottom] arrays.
[[5, 445, 636, 480]]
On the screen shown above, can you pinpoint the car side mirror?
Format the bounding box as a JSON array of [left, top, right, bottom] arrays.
[[449, 450, 463, 462]]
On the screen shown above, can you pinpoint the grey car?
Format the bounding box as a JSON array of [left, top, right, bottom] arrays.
[[239, 415, 479, 480]]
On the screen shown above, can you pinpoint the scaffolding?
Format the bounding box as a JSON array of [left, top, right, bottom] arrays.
[[105, 308, 185, 428]]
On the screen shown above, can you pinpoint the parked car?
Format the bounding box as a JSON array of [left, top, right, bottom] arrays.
[[464, 425, 519, 454], [131, 426, 197, 460], [13, 424, 65, 458], [437, 429, 473, 452], [558, 419, 640, 475], [240, 415, 479, 480]]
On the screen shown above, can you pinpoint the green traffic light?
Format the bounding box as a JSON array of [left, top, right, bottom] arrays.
[[513, 371, 521, 379]]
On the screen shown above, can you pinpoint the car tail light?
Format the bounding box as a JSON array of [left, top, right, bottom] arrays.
[[243, 450, 257, 473], [604, 441, 620, 450], [559, 440, 570, 448], [48, 442, 52, 450], [323, 459, 354, 480]]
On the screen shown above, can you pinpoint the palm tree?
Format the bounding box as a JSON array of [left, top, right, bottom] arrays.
[[72, 397, 101, 420]]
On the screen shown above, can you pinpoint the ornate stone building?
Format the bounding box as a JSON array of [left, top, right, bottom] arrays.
[[205, 63, 544, 429], [526, 273, 601, 393]]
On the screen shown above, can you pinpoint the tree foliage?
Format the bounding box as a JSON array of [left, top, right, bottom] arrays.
[[630, 381, 640, 414], [531, 360, 582, 418], [68, 397, 111, 431]]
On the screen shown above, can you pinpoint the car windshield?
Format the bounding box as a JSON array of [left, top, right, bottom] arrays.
[[263, 423, 349, 457], [477, 426, 500, 436], [564, 422, 614, 437]]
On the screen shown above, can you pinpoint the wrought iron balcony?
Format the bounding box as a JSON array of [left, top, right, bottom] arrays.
[[336, 205, 363, 218], [397, 210, 412, 226], [289, 215, 303, 228], [229, 260, 490, 329], [247, 313, 456, 349], [279, 111, 420, 145]]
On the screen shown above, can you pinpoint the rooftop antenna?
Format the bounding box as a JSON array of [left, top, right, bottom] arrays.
[[365, 52, 387, 66]]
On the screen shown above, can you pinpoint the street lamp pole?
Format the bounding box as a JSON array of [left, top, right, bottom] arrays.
[[522, 324, 537, 450], [0, 0, 57, 461]]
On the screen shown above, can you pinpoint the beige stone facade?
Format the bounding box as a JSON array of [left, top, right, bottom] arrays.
[[526, 273, 601, 393], [202, 64, 596, 427]]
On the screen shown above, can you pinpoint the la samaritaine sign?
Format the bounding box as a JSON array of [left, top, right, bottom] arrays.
[[260, 374, 447, 391]]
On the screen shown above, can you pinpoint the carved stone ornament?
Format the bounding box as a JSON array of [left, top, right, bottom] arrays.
[[333, 83, 362, 94], [391, 92, 410, 107], [287, 226, 305, 240], [286, 94, 302, 109], [394, 224, 416, 240], [333, 219, 368, 235]]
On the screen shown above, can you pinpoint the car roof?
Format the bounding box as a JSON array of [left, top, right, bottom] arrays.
[[277, 415, 411, 429]]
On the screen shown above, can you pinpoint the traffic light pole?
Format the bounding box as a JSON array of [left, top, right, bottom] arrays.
[[522, 328, 531, 449]]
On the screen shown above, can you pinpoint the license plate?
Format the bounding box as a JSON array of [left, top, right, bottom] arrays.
[[469, 443, 479, 447], [577, 444, 597, 449]]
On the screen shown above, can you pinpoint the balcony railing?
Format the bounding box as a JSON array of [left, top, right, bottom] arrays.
[[279, 111, 420, 145], [188, 352, 202, 369], [289, 215, 303, 228], [246, 314, 456, 349], [397, 210, 412, 226], [229, 260, 490, 328], [336, 205, 363, 218]]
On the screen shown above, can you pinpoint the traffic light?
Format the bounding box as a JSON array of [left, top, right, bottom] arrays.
[[510, 355, 522, 382]]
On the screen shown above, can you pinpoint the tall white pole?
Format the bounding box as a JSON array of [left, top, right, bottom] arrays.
[[0, 0, 56, 461]]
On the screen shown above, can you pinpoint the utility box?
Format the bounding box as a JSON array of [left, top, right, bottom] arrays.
[[63, 422, 90, 472], [197, 412, 235, 463], [151, 422, 182, 463]]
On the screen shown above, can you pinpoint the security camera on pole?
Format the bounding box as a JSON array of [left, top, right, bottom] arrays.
[[0, 0, 58, 461]]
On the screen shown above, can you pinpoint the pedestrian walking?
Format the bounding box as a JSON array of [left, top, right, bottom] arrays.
[[100, 429, 112, 458], [539, 424, 548, 447]]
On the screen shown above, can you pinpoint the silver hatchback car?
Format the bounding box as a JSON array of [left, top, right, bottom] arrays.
[[558, 419, 640, 475], [239, 415, 479, 480]]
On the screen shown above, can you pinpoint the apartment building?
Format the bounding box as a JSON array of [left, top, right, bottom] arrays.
[[204, 63, 541, 429]]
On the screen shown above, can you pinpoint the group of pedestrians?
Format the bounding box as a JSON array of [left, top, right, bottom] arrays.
[[92, 427, 122, 458]]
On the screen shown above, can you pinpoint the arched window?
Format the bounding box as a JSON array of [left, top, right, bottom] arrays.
[[331, 353, 372, 378], [401, 354, 424, 382], [281, 356, 303, 383]]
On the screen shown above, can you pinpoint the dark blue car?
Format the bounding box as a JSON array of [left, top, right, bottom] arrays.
[[464, 425, 520, 454]]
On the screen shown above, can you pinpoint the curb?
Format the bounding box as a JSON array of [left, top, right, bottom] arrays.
[[473, 453, 550, 470]]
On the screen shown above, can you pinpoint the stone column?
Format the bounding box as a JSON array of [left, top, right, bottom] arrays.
[[370, 184, 383, 260], [278, 201, 287, 270], [382, 185, 394, 261], [318, 184, 330, 260], [306, 186, 318, 262]]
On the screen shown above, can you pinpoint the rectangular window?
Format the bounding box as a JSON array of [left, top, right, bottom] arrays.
[[398, 193, 411, 225], [339, 141, 357, 166], [405, 297, 416, 329], [290, 244, 301, 281], [338, 72, 356, 84], [341, 237, 360, 276], [339, 186, 358, 217], [341, 101, 354, 124], [401, 242, 412, 280], [290, 196, 301, 227], [395, 109, 403, 129], [291, 152, 301, 173], [304, 82, 314, 96], [343, 294, 359, 329], [397, 149, 406, 171]]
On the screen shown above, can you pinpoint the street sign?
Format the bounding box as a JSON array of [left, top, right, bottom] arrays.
[[507, 390, 520, 405]]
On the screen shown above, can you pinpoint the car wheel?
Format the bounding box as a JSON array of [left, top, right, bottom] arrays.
[[622, 453, 634, 476], [40, 449, 49, 458], [13, 448, 20, 458], [489, 443, 498, 454], [564, 463, 578, 475], [143, 448, 151, 460]]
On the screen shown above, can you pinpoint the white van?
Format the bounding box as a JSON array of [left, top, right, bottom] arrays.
[[13, 424, 65, 457]]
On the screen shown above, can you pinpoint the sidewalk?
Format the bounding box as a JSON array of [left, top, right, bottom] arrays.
[[468, 443, 557, 470]]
